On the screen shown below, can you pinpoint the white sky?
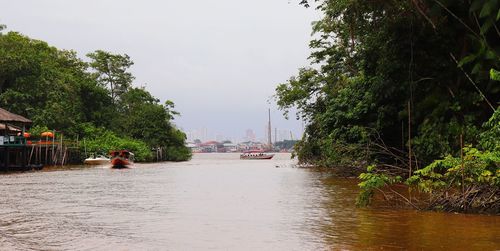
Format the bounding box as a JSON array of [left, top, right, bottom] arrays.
[[0, 0, 319, 142]]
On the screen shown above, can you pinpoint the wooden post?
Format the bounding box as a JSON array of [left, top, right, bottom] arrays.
[[83, 138, 87, 159], [3, 148, 7, 170], [408, 101, 412, 204], [6, 147, 9, 171], [60, 133, 63, 165], [45, 135, 48, 165], [28, 145, 35, 165], [460, 134, 465, 210], [52, 130, 56, 165], [22, 145, 27, 169], [408, 101, 412, 178], [61, 147, 67, 166]]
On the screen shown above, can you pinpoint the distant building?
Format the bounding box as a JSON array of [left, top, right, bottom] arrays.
[[238, 141, 265, 152], [187, 128, 209, 142], [244, 129, 256, 142], [185, 142, 202, 153], [223, 143, 238, 152], [199, 141, 224, 153]]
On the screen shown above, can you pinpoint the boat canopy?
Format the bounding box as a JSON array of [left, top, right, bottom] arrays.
[[243, 150, 265, 153], [41, 132, 54, 138], [110, 150, 134, 157]]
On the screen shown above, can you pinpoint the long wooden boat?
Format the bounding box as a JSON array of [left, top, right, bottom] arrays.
[[240, 150, 274, 160], [110, 150, 134, 168]]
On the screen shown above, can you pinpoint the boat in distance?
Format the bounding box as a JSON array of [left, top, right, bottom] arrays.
[[83, 154, 110, 165], [240, 150, 275, 160], [110, 150, 134, 168]]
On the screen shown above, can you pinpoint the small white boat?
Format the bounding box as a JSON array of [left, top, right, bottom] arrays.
[[84, 155, 110, 165], [240, 151, 275, 160]]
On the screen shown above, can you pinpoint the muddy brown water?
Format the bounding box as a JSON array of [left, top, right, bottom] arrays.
[[0, 153, 498, 250]]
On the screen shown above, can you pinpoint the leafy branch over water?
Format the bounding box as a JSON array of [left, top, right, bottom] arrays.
[[276, 1, 499, 213]]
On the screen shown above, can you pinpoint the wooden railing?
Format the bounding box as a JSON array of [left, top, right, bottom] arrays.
[[0, 136, 27, 146]]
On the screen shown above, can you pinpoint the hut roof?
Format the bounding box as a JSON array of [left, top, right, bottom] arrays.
[[0, 123, 22, 132], [0, 108, 32, 124]]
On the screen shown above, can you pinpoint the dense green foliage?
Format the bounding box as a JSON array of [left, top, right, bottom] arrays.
[[277, 1, 499, 212], [0, 26, 191, 162], [408, 147, 499, 193], [80, 123, 152, 161], [274, 140, 299, 151]]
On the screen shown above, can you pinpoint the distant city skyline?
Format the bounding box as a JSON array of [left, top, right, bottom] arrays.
[[184, 125, 301, 144]]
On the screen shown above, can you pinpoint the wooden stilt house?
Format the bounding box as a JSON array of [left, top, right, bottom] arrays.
[[0, 108, 39, 171]]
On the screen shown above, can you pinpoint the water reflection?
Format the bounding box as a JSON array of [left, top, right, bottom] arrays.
[[0, 153, 498, 250], [314, 173, 500, 250]]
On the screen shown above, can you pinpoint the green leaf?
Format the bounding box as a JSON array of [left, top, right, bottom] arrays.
[[479, 0, 497, 18], [480, 19, 494, 34], [458, 54, 477, 67], [491, 69, 500, 81], [485, 50, 497, 60], [497, 8, 500, 20], [367, 164, 375, 172]]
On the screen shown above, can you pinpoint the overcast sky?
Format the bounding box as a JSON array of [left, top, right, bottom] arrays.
[[1, 0, 319, 142]]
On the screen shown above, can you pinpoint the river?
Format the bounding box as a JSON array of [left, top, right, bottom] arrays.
[[0, 153, 498, 250]]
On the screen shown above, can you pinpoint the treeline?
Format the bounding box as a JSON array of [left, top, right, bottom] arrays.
[[0, 25, 191, 162], [274, 140, 299, 151], [277, 1, 499, 213]]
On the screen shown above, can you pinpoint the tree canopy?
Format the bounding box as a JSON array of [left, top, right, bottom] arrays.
[[276, 1, 499, 212], [87, 50, 134, 104], [0, 27, 191, 161]]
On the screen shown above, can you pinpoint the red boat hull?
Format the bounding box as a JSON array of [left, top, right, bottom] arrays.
[[109, 150, 134, 168], [240, 154, 275, 160], [111, 157, 132, 168]]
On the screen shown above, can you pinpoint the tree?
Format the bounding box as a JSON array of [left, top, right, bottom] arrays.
[[118, 87, 191, 161], [0, 28, 191, 162], [0, 32, 92, 135], [280, 0, 500, 212], [87, 50, 134, 104], [0, 32, 44, 94], [277, 0, 499, 168]]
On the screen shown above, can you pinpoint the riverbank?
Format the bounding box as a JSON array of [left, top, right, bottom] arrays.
[[294, 161, 500, 215]]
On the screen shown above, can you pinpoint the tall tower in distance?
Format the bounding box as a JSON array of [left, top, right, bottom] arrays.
[[268, 108, 272, 149]]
